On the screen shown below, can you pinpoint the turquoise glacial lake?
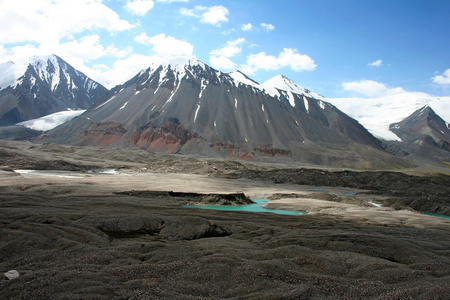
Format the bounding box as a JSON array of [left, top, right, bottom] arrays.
[[183, 199, 306, 216], [424, 212, 450, 220]]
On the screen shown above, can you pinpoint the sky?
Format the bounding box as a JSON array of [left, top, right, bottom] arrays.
[[0, 0, 449, 98]]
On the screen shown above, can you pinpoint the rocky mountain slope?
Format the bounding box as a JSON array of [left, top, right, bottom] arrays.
[[0, 55, 107, 126], [387, 105, 450, 163], [45, 58, 408, 168]]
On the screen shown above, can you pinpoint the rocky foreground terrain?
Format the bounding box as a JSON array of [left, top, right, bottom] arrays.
[[0, 140, 449, 299]]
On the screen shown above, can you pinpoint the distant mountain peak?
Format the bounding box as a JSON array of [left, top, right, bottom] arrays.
[[0, 54, 107, 126], [1, 54, 73, 91]]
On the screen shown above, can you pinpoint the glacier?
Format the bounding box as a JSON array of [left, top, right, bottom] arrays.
[[16, 110, 85, 131]]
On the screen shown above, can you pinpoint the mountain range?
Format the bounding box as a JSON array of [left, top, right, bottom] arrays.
[[0, 55, 107, 126], [1, 54, 449, 168]]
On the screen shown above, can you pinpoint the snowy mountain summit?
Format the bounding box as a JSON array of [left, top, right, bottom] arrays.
[[0, 54, 107, 126]]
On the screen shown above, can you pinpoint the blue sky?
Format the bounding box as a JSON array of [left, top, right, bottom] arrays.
[[1, 0, 449, 98]]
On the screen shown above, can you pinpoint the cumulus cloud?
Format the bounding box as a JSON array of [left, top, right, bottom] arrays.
[[201, 6, 229, 25], [125, 0, 155, 16], [209, 55, 236, 69], [210, 38, 245, 57], [180, 5, 229, 26], [432, 68, 450, 85], [157, 0, 188, 3], [91, 54, 162, 88], [342, 80, 406, 97], [135, 33, 194, 57], [242, 48, 316, 74], [0, 0, 133, 44], [0, 34, 132, 80], [368, 59, 383, 67], [0, 0, 134, 76], [57, 35, 132, 70], [209, 38, 245, 70], [241, 23, 253, 31], [261, 23, 275, 32]]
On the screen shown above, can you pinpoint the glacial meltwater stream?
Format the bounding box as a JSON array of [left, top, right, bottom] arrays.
[[184, 199, 306, 215]]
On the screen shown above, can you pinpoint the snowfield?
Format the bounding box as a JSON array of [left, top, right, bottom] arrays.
[[16, 110, 86, 131], [325, 93, 450, 141]]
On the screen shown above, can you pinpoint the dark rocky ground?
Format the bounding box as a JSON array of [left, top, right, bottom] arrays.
[[236, 168, 450, 216], [1, 140, 449, 299]]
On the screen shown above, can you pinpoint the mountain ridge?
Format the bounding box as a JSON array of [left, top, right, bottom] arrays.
[[43, 58, 412, 169], [1, 54, 447, 167], [0, 54, 107, 126], [386, 105, 450, 162]]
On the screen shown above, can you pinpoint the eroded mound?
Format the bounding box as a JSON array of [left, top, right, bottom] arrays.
[[98, 215, 230, 241], [116, 190, 253, 206]]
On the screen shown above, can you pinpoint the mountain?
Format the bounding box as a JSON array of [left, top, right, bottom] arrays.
[[325, 93, 450, 141], [45, 58, 408, 168], [387, 106, 450, 162], [0, 54, 108, 126]]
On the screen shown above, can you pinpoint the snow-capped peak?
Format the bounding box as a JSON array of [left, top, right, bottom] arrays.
[[0, 54, 64, 91], [0, 60, 28, 90], [0, 54, 102, 94], [142, 56, 207, 75], [261, 75, 323, 100], [227, 70, 260, 89]]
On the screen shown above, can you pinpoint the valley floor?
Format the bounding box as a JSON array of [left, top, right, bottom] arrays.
[[0, 140, 449, 299]]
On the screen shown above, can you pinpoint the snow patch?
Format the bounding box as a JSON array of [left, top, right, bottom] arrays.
[[194, 104, 201, 122], [227, 70, 260, 89], [16, 109, 85, 131], [262, 104, 265, 112], [319, 101, 326, 110], [199, 79, 208, 98], [163, 76, 183, 107], [368, 200, 383, 207], [287, 92, 296, 107], [303, 96, 309, 112], [119, 102, 128, 110], [95, 95, 116, 110]]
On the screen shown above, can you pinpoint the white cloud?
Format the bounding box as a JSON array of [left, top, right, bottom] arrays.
[[0, 0, 133, 44], [91, 54, 160, 88], [0, 0, 135, 82], [241, 23, 253, 31], [180, 7, 197, 17], [432, 68, 450, 85], [125, 0, 154, 16], [209, 55, 236, 70], [58, 35, 132, 70], [242, 48, 316, 74], [0, 34, 132, 80], [368, 59, 383, 67], [261, 23, 275, 32], [210, 38, 245, 57], [201, 6, 229, 26], [135, 33, 194, 57], [342, 80, 406, 97], [180, 5, 229, 26], [157, 0, 188, 3], [209, 38, 245, 70]]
